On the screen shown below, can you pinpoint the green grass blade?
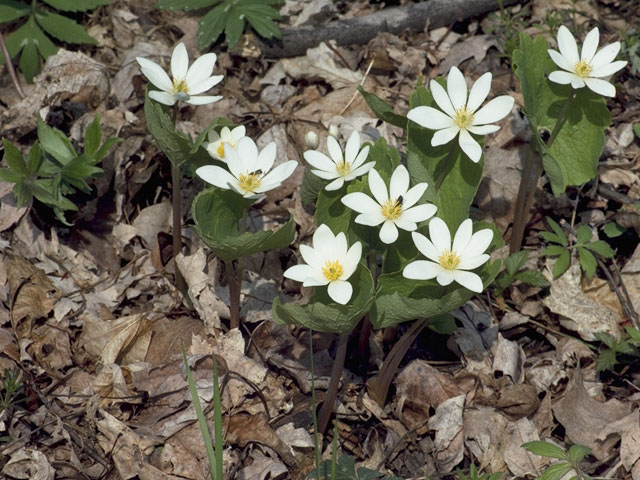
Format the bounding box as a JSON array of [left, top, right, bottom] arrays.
[[212, 355, 224, 480]]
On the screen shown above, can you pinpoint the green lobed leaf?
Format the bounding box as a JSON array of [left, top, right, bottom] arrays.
[[546, 217, 567, 246], [541, 245, 567, 257], [244, 12, 282, 40], [35, 10, 98, 44], [0, 168, 24, 183], [577, 247, 596, 279], [515, 269, 550, 288], [583, 240, 615, 258], [634, 123, 640, 139], [61, 154, 104, 192], [84, 115, 102, 155], [370, 259, 501, 329], [144, 95, 194, 166], [19, 40, 40, 84], [522, 441, 569, 461], [154, 0, 219, 11], [575, 225, 592, 245], [539, 463, 574, 480], [2, 138, 28, 176], [1, 17, 56, 77], [37, 116, 76, 165], [513, 33, 609, 196], [197, 3, 227, 50], [406, 82, 484, 232], [540, 231, 565, 245], [0, 0, 29, 23], [552, 250, 571, 278], [92, 138, 123, 164], [567, 444, 591, 464], [428, 314, 457, 334], [505, 250, 529, 276], [41, 0, 109, 11], [192, 189, 295, 263], [596, 348, 618, 372], [26, 141, 43, 175], [625, 326, 640, 345], [357, 86, 408, 129], [603, 222, 625, 238], [223, 8, 245, 48], [272, 263, 374, 334]]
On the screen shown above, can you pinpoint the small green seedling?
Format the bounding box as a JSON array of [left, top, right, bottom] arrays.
[[153, 0, 283, 50], [0, 0, 108, 82], [523, 441, 592, 480], [595, 326, 640, 372], [540, 218, 615, 279], [307, 454, 404, 480], [492, 250, 550, 296]]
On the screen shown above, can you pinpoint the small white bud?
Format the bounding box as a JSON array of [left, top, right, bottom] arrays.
[[328, 124, 340, 139], [304, 131, 319, 150]]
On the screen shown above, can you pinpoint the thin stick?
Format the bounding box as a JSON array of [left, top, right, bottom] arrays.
[[0, 31, 25, 99], [171, 161, 187, 295], [510, 143, 539, 254], [318, 332, 349, 433], [309, 329, 322, 476]]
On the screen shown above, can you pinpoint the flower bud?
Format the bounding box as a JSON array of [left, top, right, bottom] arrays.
[[328, 124, 340, 139], [304, 131, 319, 150]]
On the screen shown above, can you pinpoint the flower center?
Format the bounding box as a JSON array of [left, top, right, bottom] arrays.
[[438, 249, 461, 270], [336, 159, 351, 176], [172, 78, 189, 93], [217, 142, 226, 158], [238, 172, 262, 193], [322, 260, 343, 282], [381, 198, 403, 220], [454, 108, 474, 129], [573, 60, 593, 78]]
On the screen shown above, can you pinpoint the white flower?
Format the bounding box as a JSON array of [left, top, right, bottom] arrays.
[[304, 131, 319, 150], [205, 126, 247, 161], [407, 66, 514, 163], [548, 26, 627, 97], [403, 217, 493, 293], [284, 224, 362, 305], [196, 137, 297, 199], [341, 165, 437, 244], [136, 43, 224, 106], [303, 131, 374, 191]]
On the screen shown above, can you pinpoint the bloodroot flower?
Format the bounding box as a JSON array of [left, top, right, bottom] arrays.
[[304, 131, 374, 191], [548, 26, 627, 97], [284, 224, 362, 305], [136, 43, 224, 106], [403, 217, 493, 293], [196, 137, 297, 199], [407, 66, 514, 163], [341, 165, 437, 244], [205, 126, 247, 161]]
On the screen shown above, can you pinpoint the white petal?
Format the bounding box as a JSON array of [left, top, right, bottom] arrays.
[[149, 90, 177, 105], [344, 130, 361, 163], [327, 136, 343, 164], [450, 270, 483, 292], [458, 129, 482, 163], [412, 231, 441, 262], [590, 60, 627, 78], [304, 150, 335, 172], [224, 144, 244, 178], [257, 142, 277, 173], [432, 126, 460, 146], [402, 183, 429, 208], [328, 280, 352, 305], [303, 273, 331, 287], [458, 253, 490, 270], [389, 165, 409, 200], [435, 270, 455, 286], [557, 25, 580, 65], [401, 203, 437, 223], [548, 70, 578, 85], [171, 43, 189, 80], [237, 137, 259, 171], [403, 260, 440, 280], [208, 129, 222, 142], [472, 95, 514, 125], [188, 75, 223, 95], [342, 242, 362, 278], [447, 66, 468, 111], [407, 106, 455, 130], [256, 161, 297, 191], [379, 221, 399, 244], [367, 169, 389, 205], [581, 27, 599, 63], [349, 161, 376, 180], [351, 145, 370, 169], [584, 77, 616, 97], [196, 165, 237, 191], [313, 224, 336, 256], [393, 217, 417, 231], [570, 78, 586, 89], [334, 232, 348, 261], [460, 228, 493, 261], [325, 177, 345, 191], [300, 244, 324, 270], [136, 57, 173, 92], [548, 48, 574, 72], [312, 169, 340, 180], [429, 217, 451, 253], [590, 42, 621, 70], [186, 95, 223, 105], [186, 53, 217, 86], [452, 219, 473, 254], [430, 79, 456, 118], [231, 125, 246, 140], [342, 192, 381, 215], [284, 264, 321, 283], [355, 213, 385, 226], [466, 72, 492, 113], [467, 124, 500, 136]]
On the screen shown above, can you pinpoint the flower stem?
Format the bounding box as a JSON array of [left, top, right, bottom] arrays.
[[318, 332, 349, 434], [309, 329, 322, 474], [0, 31, 24, 100], [171, 160, 187, 295], [227, 213, 248, 330]]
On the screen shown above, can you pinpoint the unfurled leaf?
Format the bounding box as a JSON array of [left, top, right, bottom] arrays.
[[515, 269, 550, 288], [539, 463, 574, 480], [144, 96, 193, 166], [0, 0, 29, 23], [577, 247, 596, 279], [545, 217, 567, 246], [522, 441, 569, 460], [37, 117, 76, 165], [35, 10, 97, 44], [552, 250, 570, 278], [2, 138, 28, 176], [583, 240, 615, 258], [541, 245, 567, 257], [358, 86, 408, 129], [575, 225, 592, 245], [567, 444, 591, 464], [603, 222, 625, 238], [505, 250, 529, 276]]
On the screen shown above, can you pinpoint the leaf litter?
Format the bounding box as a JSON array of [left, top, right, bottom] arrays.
[[1, 0, 640, 479]]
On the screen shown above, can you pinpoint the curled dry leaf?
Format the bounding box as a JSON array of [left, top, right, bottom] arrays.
[[428, 394, 465, 473], [1, 447, 55, 480]]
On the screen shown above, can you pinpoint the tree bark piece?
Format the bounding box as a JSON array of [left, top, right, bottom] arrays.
[[258, 0, 525, 58]]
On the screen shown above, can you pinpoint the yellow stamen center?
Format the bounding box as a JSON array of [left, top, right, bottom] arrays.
[[381, 198, 403, 220], [172, 78, 189, 94], [454, 108, 474, 129], [238, 172, 262, 193], [336, 159, 351, 176], [217, 142, 226, 158], [438, 249, 461, 270], [322, 260, 343, 282], [573, 60, 593, 78]]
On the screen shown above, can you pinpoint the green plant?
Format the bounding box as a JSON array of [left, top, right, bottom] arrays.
[[595, 326, 640, 372], [492, 250, 550, 295], [620, 29, 640, 76], [0, 115, 121, 224], [0, 0, 108, 82], [153, 0, 283, 50], [307, 454, 404, 480], [523, 441, 591, 480], [485, 1, 531, 60], [0, 369, 23, 414], [540, 218, 615, 279], [457, 464, 502, 480]]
